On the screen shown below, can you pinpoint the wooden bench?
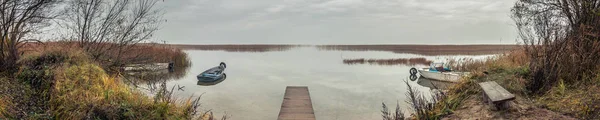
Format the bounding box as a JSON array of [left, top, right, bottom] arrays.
[[478, 81, 515, 110]]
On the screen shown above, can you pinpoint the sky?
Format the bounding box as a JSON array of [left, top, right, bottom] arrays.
[[155, 0, 519, 45]]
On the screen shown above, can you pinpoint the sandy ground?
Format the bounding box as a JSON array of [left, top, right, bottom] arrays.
[[443, 96, 575, 120]]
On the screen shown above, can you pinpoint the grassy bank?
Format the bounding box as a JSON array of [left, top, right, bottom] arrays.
[[387, 48, 599, 119], [381, 49, 528, 119], [0, 43, 219, 119]]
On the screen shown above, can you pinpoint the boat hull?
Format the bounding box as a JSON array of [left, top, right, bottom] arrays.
[[418, 68, 468, 83], [197, 66, 226, 81], [197, 73, 227, 86], [197, 75, 224, 81]]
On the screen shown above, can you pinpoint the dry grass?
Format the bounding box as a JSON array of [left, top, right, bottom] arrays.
[[120, 43, 191, 65], [0, 42, 216, 119], [0, 78, 12, 118], [512, 0, 600, 94], [447, 48, 528, 73], [318, 45, 519, 56], [21, 41, 191, 71], [382, 79, 476, 120], [343, 58, 432, 66], [383, 49, 530, 120], [537, 82, 600, 119], [381, 102, 404, 120], [50, 63, 200, 119], [430, 49, 600, 119], [515, 0, 600, 96], [0, 98, 7, 118], [446, 46, 600, 119], [169, 44, 299, 52]]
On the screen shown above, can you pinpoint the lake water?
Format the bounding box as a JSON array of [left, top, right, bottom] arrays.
[[132, 47, 491, 120]]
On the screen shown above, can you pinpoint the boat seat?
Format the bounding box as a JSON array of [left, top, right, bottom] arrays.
[[478, 81, 515, 110]]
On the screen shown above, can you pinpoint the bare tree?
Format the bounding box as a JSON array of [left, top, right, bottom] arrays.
[[512, 0, 600, 93], [0, 0, 59, 72], [61, 0, 162, 67]]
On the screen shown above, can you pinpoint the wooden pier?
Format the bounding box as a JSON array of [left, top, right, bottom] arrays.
[[278, 86, 315, 120]]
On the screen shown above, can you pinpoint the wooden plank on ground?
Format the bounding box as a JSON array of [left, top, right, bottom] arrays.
[[479, 81, 515, 103], [278, 86, 315, 120]]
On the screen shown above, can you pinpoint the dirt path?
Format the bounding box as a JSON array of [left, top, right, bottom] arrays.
[[443, 95, 575, 120]]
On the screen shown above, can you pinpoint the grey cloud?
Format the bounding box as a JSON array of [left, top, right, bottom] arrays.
[[155, 0, 518, 44]]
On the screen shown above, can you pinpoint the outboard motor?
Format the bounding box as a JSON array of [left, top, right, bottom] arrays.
[[168, 62, 175, 72], [220, 62, 226, 68]]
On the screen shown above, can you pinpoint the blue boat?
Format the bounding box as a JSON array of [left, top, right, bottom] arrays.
[[197, 62, 226, 81]]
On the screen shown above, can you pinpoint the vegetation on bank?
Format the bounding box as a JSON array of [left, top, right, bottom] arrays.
[[384, 38, 597, 119], [384, 0, 600, 119], [23, 42, 192, 71], [317, 45, 519, 56], [0, 43, 222, 119], [382, 49, 528, 120], [0, 0, 217, 119], [343, 58, 432, 66]]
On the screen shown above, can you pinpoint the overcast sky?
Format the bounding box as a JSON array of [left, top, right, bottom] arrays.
[[155, 0, 518, 45]]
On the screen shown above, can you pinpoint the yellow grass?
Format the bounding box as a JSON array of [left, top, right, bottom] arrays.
[[438, 48, 600, 119], [536, 75, 600, 119], [407, 49, 530, 119], [0, 93, 9, 118], [4, 43, 212, 119]]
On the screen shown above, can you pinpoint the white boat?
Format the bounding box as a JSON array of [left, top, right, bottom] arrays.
[[416, 63, 469, 83]]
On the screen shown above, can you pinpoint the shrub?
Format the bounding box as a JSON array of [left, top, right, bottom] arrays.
[[512, 0, 600, 93], [5, 44, 211, 119], [381, 102, 404, 120], [17, 46, 89, 89]]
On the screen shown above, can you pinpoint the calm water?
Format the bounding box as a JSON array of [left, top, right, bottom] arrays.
[[136, 47, 491, 120]]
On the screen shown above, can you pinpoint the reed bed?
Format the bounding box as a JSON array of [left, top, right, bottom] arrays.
[[21, 42, 191, 72], [382, 80, 463, 120], [319, 45, 519, 56], [0, 43, 218, 119], [169, 44, 301, 52], [343, 58, 432, 66]]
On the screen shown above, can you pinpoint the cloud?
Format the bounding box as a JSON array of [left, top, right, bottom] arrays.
[[266, 5, 286, 13], [155, 0, 518, 44]]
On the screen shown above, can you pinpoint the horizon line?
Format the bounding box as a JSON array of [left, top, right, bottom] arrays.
[[159, 43, 521, 46]]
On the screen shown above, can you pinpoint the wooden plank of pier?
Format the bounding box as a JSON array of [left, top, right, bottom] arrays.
[[278, 86, 315, 120]]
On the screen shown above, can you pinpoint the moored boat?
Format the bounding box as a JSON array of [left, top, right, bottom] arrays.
[[197, 62, 227, 81], [416, 63, 469, 82], [197, 73, 226, 86]]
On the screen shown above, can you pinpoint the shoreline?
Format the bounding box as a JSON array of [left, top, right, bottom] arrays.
[[158, 44, 520, 55]]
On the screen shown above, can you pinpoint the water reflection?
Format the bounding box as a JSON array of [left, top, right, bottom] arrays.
[[197, 73, 227, 86], [122, 63, 190, 93], [409, 74, 418, 81]]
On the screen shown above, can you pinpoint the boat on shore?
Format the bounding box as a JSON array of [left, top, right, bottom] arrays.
[[415, 63, 469, 83], [197, 62, 227, 81]]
